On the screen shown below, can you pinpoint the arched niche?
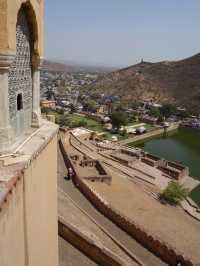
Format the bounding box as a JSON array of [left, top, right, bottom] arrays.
[[8, 2, 41, 139], [18, 1, 40, 69], [0, 0, 43, 152]]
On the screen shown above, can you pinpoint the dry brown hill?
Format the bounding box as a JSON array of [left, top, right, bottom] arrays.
[[41, 60, 74, 72], [41, 60, 116, 73], [92, 54, 200, 112]]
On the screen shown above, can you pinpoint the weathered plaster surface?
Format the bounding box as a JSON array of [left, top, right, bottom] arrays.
[[0, 0, 43, 57], [0, 120, 59, 266]]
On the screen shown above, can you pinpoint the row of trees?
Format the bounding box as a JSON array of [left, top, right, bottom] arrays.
[[149, 104, 189, 119], [56, 115, 88, 128]]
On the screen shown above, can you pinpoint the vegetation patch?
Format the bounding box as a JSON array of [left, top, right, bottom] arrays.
[[160, 181, 189, 205]]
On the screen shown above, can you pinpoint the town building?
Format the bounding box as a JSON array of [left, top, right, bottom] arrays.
[[41, 99, 56, 109]]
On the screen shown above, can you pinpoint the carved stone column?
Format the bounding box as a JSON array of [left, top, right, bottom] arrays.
[[0, 51, 15, 152], [32, 54, 42, 128]]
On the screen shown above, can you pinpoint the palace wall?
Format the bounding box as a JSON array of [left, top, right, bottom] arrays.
[[0, 131, 58, 266], [0, 0, 43, 57]]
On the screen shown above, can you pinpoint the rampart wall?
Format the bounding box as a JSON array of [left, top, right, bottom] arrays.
[[59, 218, 126, 266], [59, 137, 193, 266]]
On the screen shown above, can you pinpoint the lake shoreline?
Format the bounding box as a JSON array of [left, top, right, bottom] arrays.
[[127, 127, 200, 207], [119, 123, 179, 146]]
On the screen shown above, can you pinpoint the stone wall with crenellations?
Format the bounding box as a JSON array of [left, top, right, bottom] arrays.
[[59, 137, 194, 266]]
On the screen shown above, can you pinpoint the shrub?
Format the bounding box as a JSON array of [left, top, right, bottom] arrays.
[[78, 119, 87, 127], [56, 109, 64, 115], [69, 119, 87, 128], [58, 115, 67, 126], [160, 181, 189, 205], [41, 107, 51, 114]]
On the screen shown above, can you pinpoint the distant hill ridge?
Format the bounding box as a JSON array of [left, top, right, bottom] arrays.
[[41, 59, 116, 74], [42, 60, 77, 73], [91, 53, 200, 112]]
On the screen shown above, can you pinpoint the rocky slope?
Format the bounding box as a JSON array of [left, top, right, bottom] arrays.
[[91, 54, 200, 112], [41, 60, 75, 72]]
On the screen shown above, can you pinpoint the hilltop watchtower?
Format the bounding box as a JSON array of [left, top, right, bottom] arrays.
[[0, 0, 44, 152]]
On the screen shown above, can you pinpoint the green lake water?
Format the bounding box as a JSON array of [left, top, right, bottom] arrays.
[[128, 128, 200, 206]]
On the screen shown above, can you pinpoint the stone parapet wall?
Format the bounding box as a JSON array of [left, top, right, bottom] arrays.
[[158, 160, 188, 180], [58, 218, 126, 266], [0, 171, 25, 266], [59, 138, 193, 266], [167, 161, 189, 177], [0, 123, 58, 266], [70, 132, 94, 152]]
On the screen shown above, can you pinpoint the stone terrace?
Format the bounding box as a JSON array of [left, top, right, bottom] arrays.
[[87, 167, 200, 265]]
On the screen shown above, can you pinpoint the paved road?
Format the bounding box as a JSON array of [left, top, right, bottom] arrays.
[[57, 147, 167, 266]]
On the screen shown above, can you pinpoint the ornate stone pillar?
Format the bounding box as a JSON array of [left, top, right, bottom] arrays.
[[32, 54, 42, 128], [0, 51, 15, 152]]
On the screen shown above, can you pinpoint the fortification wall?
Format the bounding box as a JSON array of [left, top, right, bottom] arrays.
[[59, 138, 193, 266], [59, 219, 126, 266], [0, 133, 58, 266]]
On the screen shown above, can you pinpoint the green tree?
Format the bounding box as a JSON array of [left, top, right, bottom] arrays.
[[56, 108, 64, 115], [114, 102, 125, 111], [68, 103, 77, 114], [41, 107, 51, 114], [149, 107, 161, 117], [58, 115, 67, 126], [131, 102, 140, 110], [111, 112, 128, 129], [160, 104, 177, 118], [78, 119, 87, 127], [158, 115, 165, 123], [160, 181, 189, 205], [69, 119, 87, 128], [83, 99, 98, 113], [178, 110, 189, 119]]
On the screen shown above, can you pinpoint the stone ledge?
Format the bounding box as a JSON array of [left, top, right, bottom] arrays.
[[0, 50, 15, 69], [0, 120, 58, 210], [58, 217, 127, 266]]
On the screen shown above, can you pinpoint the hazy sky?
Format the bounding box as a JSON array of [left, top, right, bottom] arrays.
[[45, 0, 200, 67]]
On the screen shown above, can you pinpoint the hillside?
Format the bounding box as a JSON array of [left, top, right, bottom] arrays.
[[41, 59, 116, 74], [41, 60, 76, 72], [91, 54, 200, 112]]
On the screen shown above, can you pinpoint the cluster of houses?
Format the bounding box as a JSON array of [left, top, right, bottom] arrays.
[[181, 117, 200, 130], [40, 69, 200, 134], [40, 70, 98, 112]]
